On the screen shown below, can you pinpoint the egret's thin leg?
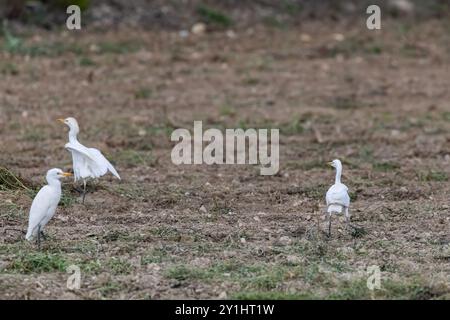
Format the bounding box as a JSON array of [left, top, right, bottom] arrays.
[[82, 180, 87, 204], [327, 213, 332, 237], [345, 207, 350, 229], [37, 225, 41, 250], [40, 231, 46, 240]]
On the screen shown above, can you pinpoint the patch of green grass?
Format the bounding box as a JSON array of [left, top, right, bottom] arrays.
[[144, 122, 176, 137], [328, 278, 370, 299], [166, 261, 298, 292], [0, 62, 19, 75], [326, 38, 383, 58], [151, 227, 181, 241], [197, 5, 232, 27], [141, 248, 169, 265], [115, 150, 153, 167], [78, 259, 103, 274], [210, 198, 234, 216], [219, 104, 236, 117], [281, 0, 303, 15], [232, 291, 315, 300], [359, 146, 374, 163], [280, 118, 305, 135], [69, 239, 99, 254], [242, 267, 287, 290], [53, 0, 91, 11], [106, 257, 133, 275], [0, 201, 23, 219], [17, 42, 83, 57], [382, 278, 448, 299], [287, 159, 324, 170], [60, 192, 78, 207], [112, 184, 153, 202], [134, 88, 153, 99], [263, 16, 288, 29], [166, 265, 209, 281], [1, 22, 23, 53], [97, 41, 142, 55], [289, 184, 327, 200], [5, 252, 68, 274], [373, 161, 400, 172], [102, 229, 132, 242], [22, 128, 46, 142], [442, 112, 450, 122], [332, 95, 359, 110], [242, 77, 260, 86], [330, 277, 448, 300], [417, 170, 448, 182], [400, 44, 427, 58], [98, 281, 123, 297], [78, 56, 96, 67]]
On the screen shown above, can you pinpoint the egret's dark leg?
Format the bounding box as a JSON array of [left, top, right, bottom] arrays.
[[37, 225, 41, 250], [82, 180, 87, 204], [40, 231, 46, 240], [327, 213, 332, 237], [73, 184, 83, 194]]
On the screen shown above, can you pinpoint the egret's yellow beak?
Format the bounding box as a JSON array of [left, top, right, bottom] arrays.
[[61, 172, 73, 177], [57, 118, 65, 124], [327, 161, 334, 166]]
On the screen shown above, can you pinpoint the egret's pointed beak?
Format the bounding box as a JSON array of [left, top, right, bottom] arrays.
[[57, 118, 65, 124], [327, 161, 334, 166], [61, 172, 73, 177]]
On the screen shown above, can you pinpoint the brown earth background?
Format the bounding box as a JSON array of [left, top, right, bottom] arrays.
[[0, 0, 450, 299]]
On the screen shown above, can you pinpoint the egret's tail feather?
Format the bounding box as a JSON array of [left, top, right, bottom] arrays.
[[107, 162, 121, 180], [327, 204, 343, 214]]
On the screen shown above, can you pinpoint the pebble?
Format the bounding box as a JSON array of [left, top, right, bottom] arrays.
[[279, 236, 292, 245], [191, 23, 206, 35], [286, 255, 302, 265]]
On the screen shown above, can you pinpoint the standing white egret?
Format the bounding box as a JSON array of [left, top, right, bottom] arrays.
[[26, 168, 72, 249], [325, 159, 350, 237], [58, 117, 120, 203]]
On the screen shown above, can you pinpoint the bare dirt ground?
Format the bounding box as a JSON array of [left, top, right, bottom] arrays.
[[1, 19, 450, 299]]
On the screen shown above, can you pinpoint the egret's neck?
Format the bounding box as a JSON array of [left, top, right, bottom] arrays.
[[47, 177, 61, 188], [68, 128, 78, 143], [335, 164, 342, 184]]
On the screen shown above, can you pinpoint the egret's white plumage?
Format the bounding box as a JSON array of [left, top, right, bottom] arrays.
[[26, 169, 72, 246], [59, 117, 120, 202], [325, 159, 350, 236]]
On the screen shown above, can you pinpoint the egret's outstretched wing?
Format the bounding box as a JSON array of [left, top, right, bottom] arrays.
[[88, 148, 121, 180], [65, 142, 97, 162], [65, 142, 120, 180], [26, 186, 52, 240], [66, 142, 107, 179]]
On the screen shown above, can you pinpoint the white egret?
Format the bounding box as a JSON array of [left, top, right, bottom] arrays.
[[26, 168, 72, 248], [58, 117, 120, 203], [325, 159, 350, 237]]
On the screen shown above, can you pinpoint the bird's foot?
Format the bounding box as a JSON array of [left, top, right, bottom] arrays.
[[72, 186, 84, 194]]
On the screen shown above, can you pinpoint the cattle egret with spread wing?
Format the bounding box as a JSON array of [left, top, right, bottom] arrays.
[[58, 117, 120, 203], [26, 168, 72, 249], [325, 159, 350, 237]]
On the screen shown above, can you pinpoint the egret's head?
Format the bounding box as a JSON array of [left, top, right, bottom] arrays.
[[328, 159, 342, 168], [58, 117, 79, 134], [46, 168, 73, 181]]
